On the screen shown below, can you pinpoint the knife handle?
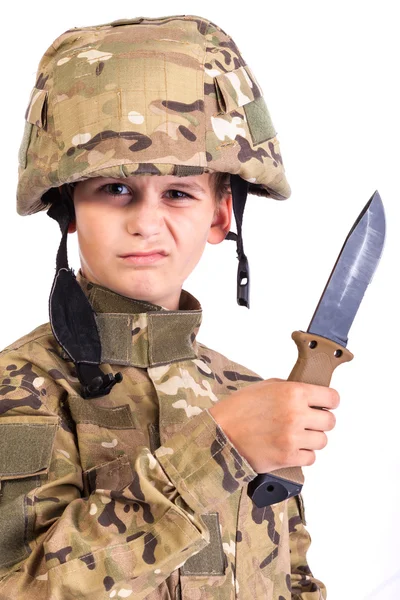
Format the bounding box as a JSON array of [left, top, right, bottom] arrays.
[[288, 331, 354, 385], [248, 331, 353, 507]]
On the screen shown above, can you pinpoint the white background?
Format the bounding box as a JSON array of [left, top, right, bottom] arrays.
[[1, 2, 399, 599]]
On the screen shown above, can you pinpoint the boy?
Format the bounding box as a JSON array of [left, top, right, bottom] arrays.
[[0, 15, 338, 599]]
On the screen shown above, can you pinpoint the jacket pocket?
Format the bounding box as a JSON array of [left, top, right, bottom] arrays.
[[179, 513, 227, 600], [0, 416, 58, 570], [67, 396, 147, 475], [180, 512, 225, 576], [83, 454, 134, 496]]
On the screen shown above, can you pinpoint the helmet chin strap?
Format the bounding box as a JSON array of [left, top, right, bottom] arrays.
[[47, 185, 123, 399], [227, 175, 250, 308]]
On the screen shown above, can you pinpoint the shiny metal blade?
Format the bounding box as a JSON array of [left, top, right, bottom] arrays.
[[308, 191, 386, 347]]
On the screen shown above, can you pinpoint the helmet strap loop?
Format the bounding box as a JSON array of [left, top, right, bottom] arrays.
[[228, 175, 250, 308], [47, 186, 123, 398]]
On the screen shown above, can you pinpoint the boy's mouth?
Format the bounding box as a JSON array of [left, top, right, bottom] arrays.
[[119, 250, 168, 265], [119, 250, 168, 258]]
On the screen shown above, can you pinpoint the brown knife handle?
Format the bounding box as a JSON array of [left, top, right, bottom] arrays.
[[288, 331, 354, 386], [248, 331, 353, 507]]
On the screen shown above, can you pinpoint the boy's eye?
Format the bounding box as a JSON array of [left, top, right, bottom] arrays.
[[102, 183, 130, 196], [99, 184, 191, 201], [165, 190, 190, 200]]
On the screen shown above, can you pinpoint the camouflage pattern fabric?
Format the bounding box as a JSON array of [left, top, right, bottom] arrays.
[[0, 271, 325, 599], [17, 14, 290, 216]]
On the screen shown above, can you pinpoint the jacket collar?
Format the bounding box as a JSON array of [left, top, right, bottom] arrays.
[[75, 270, 202, 367]]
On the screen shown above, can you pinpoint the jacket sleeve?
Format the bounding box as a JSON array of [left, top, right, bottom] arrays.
[[288, 494, 327, 599], [0, 350, 257, 600]]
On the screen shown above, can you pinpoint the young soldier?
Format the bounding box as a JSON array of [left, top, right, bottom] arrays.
[[0, 15, 338, 599]]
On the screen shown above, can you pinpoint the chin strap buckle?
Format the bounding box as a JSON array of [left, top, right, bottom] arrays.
[[82, 372, 123, 399], [75, 363, 123, 399], [237, 255, 250, 308]]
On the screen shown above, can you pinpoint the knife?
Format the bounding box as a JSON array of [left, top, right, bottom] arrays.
[[248, 190, 386, 508]]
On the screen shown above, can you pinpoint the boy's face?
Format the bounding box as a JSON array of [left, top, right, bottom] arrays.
[[69, 173, 232, 310]]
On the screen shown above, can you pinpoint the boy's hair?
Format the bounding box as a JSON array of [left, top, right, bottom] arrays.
[[210, 172, 231, 204]]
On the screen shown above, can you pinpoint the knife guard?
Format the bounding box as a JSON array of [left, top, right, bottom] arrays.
[[248, 331, 353, 507]]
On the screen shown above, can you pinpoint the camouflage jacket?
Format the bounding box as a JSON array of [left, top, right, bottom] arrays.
[[0, 271, 326, 599]]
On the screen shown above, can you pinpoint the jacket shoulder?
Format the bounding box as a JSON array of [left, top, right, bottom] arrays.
[[1, 322, 54, 354], [0, 322, 78, 408]]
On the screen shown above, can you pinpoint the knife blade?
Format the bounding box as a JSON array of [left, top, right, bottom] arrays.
[[248, 190, 386, 507]]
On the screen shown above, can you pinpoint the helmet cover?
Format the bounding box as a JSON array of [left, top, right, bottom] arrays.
[[17, 14, 291, 215]]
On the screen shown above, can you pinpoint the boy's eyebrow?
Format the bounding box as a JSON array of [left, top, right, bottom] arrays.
[[166, 181, 206, 193]]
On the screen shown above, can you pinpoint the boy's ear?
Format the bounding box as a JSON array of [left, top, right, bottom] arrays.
[[68, 220, 76, 234], [207, 195, 233, 245]]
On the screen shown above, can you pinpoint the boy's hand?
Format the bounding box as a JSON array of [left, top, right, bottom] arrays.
[[209, 378, 339, 474]]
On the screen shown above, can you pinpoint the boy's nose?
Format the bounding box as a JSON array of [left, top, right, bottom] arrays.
[[126, 201, 163, 238]]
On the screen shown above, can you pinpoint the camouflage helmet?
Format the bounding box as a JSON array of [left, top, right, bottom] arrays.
[[17, 14, 290, 217]]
